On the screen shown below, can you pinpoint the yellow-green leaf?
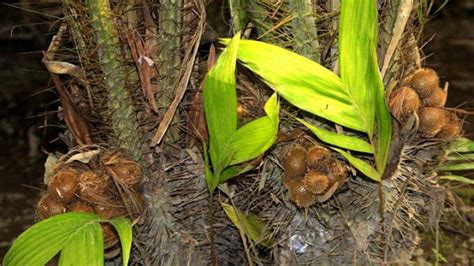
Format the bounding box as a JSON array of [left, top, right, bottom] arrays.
[[59, 222, 104, 266], [448, 138, 474, 153], [221, 38, 366, 132], [438, 162, 474, 171], [108, 217, 133, 266], [447, 153, 474, 161], [219, 165, 253, 184], [228, 95, 279, 165], [339, 0, 377, 137], [332, 148, 381, 182], [439, 175, 474, 185], [339, 0, 392, 174], [297, 118, 373, 154], [204, 33, 240, 172], [220, 202, 271, 247], [228, 117, 276, 165], [3, 213, 102, 266], [203, 142, 219, 193]]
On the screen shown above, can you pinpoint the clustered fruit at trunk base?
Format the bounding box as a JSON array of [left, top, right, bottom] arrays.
[[282, 144, 348, 208], [389, 68, 462, 139], [37, 149, 144, 247]]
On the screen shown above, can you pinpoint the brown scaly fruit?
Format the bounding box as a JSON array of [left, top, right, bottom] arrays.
[[306, 145, 330, 170], [108, 161, 142, 187], [282, 175, 297, 190], [37, 193, 66, 219], [419, 107, 446, 138], [437, 113, 462, 140], [68, 201, 95, 213], [303, 170, 329, 195], [388, 86, 421, 123], [423, 87, 447, 108], [282, 145, 307, 178], [48, 168, 80, 203], [408, 68, 440, 99], [327, 160, 348, 186], [78, 170, 111, 203], [288, 179, 316, 208]]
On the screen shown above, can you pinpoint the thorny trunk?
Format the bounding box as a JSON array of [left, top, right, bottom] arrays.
[[44, 0, 456, 265]]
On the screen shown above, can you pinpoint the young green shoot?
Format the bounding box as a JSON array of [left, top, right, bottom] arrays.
[[203, 33, 280, 193]]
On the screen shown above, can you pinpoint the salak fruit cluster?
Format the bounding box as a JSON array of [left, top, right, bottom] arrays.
[[389, 68, 462, 139], [37, 149, 144, 247], [282, 144, 347, 208]]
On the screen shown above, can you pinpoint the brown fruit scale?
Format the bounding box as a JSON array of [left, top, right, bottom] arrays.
[[423, 87, 447, 108], [303, 170, 329, 195], [288, 179, 316, 208], [48, 169, 80, 203], [419, 107, 447, 138], [282, 146, 307, 179], [68, 201, 94, 213], [37, 194, 66, 219], [437, 113, 462, 140], [388, 86, 421, 123], [407, 68, 440, 99]]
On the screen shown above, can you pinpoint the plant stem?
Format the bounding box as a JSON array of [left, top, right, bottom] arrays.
[[86, 0, 143, 162], [229, 0, 249, 33], [158, 0, 183, 143], [208, 192, 217, 266], [288, 0, 320, 63]]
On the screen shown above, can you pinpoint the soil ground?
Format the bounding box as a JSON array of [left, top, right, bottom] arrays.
[[0, 1, 472, 263]]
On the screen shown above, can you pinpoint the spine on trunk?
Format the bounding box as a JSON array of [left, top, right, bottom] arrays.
[[86, 0, 143, 162]]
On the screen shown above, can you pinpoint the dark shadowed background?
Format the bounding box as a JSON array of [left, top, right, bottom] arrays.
[[0, 0, 472, 260]]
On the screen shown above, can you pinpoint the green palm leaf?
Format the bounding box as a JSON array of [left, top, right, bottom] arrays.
[[221, 202, 272, 247], [204, 33, 240, 173], [4, 213, 101, 266], [203, 36, 280, 191], [339, 0, 392, 174], [3, 213, 133, 266], [228, 93, 279, 165], [108, 217, 133, 266], [220, 38, 365, 132], [332, 148, 380, 182], [297, 118, 373, 154], [59, 223, 104, 266]]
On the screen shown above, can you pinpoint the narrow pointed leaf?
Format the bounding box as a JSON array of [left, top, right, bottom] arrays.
[[439, 175, 474, 185], [3, 213, 101, 266], [204, 33, 240, 169], [438, 162, 474, 171], [373, 59, 392, 174], [220, 202, 271, 247], [332, 148, 381, 182], [108, 217, 133, 266], [448, 138, 474, 153], [339, 0, 377, 137], [228, 94, 279, 166], [228, 117, 277, 165], [447, 153, 474, 161], [297, 118, 373, 154], [221, 39, 366, 132], [203, 142, 218, 192], [219, 165, 253, 183], [59, 223, 104, 266], [263, 93, 279, 126], [339, 0, 392, 173]]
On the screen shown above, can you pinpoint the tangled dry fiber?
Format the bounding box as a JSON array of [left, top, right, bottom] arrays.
[[39, 0, 463, 265]]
